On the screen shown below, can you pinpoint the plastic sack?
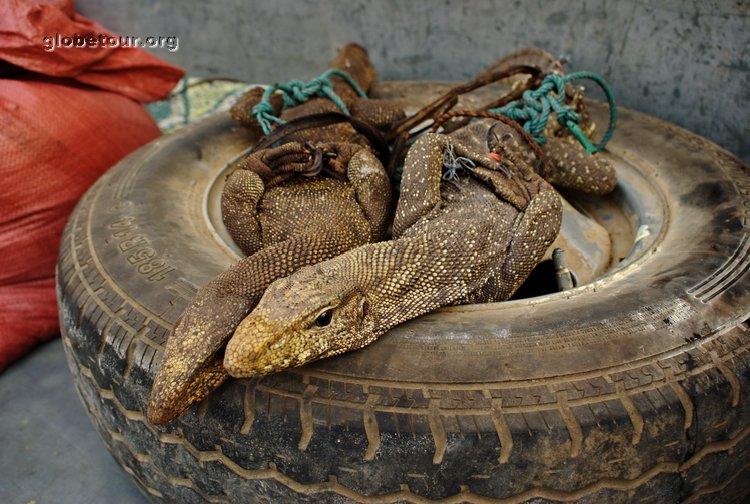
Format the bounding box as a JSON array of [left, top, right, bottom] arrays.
[[0, 0, 184, 371]]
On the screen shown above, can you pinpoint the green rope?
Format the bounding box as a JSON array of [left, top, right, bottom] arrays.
[[490, 71, 617, 154], [252, 69, 368, 135]]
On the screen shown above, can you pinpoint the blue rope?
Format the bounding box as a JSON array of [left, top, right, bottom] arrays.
[[252, 69, 368, 135], [490, 71, 617, 154], [442, 143, 476, 181]]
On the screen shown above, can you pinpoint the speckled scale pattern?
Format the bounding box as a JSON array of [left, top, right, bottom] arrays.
[[148, 43, 399, 425], [541, 134, 617, 194], [479, 47, 618, 195], [538, 85, 618, 194], [257, 178, 367, 244], [220, 169, 264, 255], [223, 119, 562, 377]]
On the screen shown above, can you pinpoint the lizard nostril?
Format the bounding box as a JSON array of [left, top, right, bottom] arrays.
[[214, 346, 226, 362]]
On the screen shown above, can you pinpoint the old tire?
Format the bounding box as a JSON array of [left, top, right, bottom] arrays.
[[58, 82, 750, 503]]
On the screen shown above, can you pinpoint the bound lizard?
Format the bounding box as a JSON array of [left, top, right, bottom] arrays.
[[486, 47, 617, 195], [222, 118, 562, 377], [147, 43, 404, 425], [439, 47, 617, 195]]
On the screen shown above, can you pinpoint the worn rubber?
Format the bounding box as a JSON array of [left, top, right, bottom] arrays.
[[57, 82, 750, 503]]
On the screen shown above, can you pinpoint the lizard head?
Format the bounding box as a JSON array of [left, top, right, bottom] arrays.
[[223, 262, 370, 377], [148, 293, 250, 425]]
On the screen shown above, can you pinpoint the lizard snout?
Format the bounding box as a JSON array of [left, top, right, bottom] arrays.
[[224, 315, 288, 378], [147, 356, 227, 425]]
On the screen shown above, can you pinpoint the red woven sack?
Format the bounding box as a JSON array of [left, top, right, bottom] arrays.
[[0, 0, 184, 372]]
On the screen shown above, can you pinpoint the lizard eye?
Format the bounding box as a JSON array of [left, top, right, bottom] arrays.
[[315, 309, 333, 327]]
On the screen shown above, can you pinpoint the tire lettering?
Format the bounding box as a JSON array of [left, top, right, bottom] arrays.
[[108, 217, 175, 282], [119, 235, 147, 251], [127, 247, 156, 265]]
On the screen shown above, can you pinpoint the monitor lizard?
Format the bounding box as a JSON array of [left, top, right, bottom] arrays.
[[482, 47, 617, 195], [222, 118, 563, 377], [147, 43, 404, 425]]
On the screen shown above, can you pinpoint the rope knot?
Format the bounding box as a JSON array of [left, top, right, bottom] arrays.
[[251, 69, 368, 135], [554, 105, 581, 127], [490, 71, 616, 154]]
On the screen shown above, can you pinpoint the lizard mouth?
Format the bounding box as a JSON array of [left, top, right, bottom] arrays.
[[148, 351, 227, 425], [224, 314, 332, 378]]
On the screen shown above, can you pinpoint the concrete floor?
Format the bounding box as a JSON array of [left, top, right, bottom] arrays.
[[0, 338, 147, 504]]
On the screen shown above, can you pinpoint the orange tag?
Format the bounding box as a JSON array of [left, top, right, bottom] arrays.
[[488, 152, 502, 162]]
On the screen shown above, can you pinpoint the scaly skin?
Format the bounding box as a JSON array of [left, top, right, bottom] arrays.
[[223, 119, 562, 377], [147, 43, 403, 425], [537, 82, 617, 194], [481, 47, 617, 195]]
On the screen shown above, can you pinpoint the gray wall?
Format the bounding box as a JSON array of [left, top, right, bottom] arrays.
[[79, 0, 749, 162]]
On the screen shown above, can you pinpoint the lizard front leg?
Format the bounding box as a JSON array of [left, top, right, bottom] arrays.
[[393, 134, 448, 237], [221, 168, 264, 256], [347, 148, 392, 241], [394, 133, 504, 236], [487, 185, 562, 301]]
